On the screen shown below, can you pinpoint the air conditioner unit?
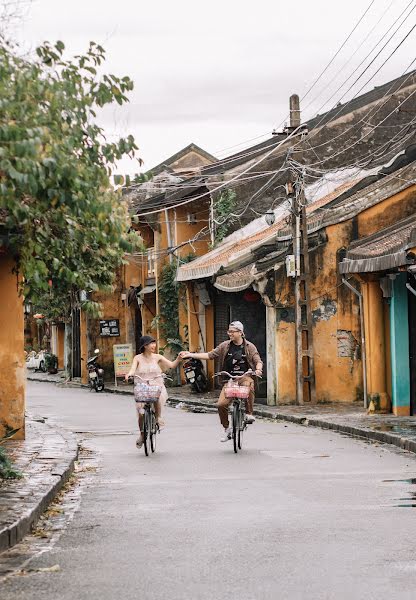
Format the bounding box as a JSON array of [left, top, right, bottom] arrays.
[[187, 213, 197, 224]]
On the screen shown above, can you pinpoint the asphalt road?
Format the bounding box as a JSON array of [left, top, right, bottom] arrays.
[[3, 382, 416, 600]]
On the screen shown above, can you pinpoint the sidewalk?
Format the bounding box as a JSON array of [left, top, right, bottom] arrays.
[[28, 369, 416, 454], [0, 414, 78, 553]]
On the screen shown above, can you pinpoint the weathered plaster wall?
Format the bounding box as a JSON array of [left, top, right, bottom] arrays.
[[0, 254, 25, 439], [275, 220, 363, 404], [171, 151, 214, 172], [357, 187, 416, 238], [87, 266, 131, 380]]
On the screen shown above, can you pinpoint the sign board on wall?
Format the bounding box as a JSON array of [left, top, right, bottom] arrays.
[[113, 344, 133, 384], [100, 319, 120, 337]]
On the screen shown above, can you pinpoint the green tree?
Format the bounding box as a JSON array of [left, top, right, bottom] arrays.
[[0, 38, 143, 317]]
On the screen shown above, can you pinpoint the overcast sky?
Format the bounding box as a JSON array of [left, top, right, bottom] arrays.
[[9, 0, 416, 174]]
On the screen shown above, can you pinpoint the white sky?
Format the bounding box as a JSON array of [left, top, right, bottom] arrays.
[[9, 0, 416, 175]]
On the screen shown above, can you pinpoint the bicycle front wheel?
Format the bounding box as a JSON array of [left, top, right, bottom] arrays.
[[238, 406, 245, 450], [150, 409, 157, 453], [143, 407, 150, 456], [232, 403, 239, 454]]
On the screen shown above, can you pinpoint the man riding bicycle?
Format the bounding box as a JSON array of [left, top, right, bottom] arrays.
[[180, 321, 263, 442]]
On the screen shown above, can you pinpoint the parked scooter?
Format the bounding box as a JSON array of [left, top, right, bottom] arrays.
[[183, 357, 208, 393], [87, 349, 104, 392]]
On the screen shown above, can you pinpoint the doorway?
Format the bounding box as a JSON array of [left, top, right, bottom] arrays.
[[214, 288, 267, 400]]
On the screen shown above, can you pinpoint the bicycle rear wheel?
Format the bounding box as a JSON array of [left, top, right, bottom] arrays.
[[150, 408, 157, 453], [143, 407, 150, 456], [232, 403, 239, 454]]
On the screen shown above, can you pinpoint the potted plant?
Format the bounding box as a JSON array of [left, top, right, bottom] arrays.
[[45, 353, 58, 374]]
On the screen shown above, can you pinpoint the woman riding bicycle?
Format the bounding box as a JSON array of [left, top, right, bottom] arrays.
[[125, 335, 182, 449], [180, 321, 263, 442]]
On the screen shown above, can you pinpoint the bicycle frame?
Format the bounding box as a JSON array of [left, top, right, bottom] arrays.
[[213, 370, 257, 454], [130, 373, 171, 456]]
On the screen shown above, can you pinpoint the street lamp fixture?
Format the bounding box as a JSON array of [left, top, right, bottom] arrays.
[[265, 210, 276, 226]]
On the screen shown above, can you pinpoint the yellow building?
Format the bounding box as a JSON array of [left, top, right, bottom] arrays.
[[178, 152, 416, 412], [78, 144, 216, 383], [0, 248, 25, 438]]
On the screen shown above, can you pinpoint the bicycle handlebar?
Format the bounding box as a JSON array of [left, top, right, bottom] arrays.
[[213, 369, 261, 380], [128, 373, 172, 383]]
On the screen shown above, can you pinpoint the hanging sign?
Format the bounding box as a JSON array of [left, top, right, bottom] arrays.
[[100, 319, 120, 337], [113, 344, 133, 378]]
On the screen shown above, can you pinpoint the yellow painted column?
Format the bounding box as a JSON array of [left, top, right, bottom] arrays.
[[362, 280, 390, 412], [57, 324, 65, 370], [0, 254, 25, 439], [186, 284, 201, 352]]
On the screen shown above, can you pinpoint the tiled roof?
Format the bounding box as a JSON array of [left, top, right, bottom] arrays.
[[177, 178, 362, 283], [177, 217, 285, 281], [340, 214, 416, 273]]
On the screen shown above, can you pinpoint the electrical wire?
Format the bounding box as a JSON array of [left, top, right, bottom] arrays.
[[300, 0, 378, 105], [301, 17, 416, 152], [136, 125, 306, 217], [301, 0, 398, 116]]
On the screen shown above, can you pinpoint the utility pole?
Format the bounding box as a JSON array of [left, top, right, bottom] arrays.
[[287, 94, 316, 405]]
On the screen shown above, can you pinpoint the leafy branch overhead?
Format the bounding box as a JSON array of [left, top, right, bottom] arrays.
[[0, 39, 143, 314]]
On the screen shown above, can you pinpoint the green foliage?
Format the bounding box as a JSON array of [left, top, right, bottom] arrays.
[[213, 189, 237, 245], [0, 428, 22, 480], [158, 262, 183, 351], [0, 39, 143, 313]]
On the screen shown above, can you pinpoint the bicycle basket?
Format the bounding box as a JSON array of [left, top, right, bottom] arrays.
[[224, 381, 250, 399], [134, 383, 162, 403], [235, 385, 250, 399]]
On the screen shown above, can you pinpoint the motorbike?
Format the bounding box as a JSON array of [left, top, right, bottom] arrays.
[[87, 349, 105, 392], [183, 357, 208, 393], [26, 350, 47, 372]]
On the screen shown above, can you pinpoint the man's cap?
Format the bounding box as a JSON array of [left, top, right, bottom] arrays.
[[229, 321, 244, 333], [138, 335, 156, 353]]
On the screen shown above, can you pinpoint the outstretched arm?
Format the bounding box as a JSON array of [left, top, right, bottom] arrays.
[[157, 354, 182, 370], [179, 351, 211, 361]]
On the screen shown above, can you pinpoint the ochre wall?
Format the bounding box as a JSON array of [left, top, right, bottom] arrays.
[[275, 221, 362, 404], [57, 323, 65, 369], [0, 254, 25, 439], [357, 187, 416, 238], [274, 185, 416, 405]]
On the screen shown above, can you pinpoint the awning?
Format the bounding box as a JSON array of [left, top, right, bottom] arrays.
[[339, 215, 416, 274], [339, 251, 409, 274], [214, 264, 255, 292], [139, 285, 156, 296]]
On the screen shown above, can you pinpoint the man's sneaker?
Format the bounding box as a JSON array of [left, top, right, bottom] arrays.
[[136, 435, 144, 448], [220, 427, 232, 442], [245, 414, 256, 424]]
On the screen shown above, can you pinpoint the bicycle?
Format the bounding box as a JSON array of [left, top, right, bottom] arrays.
[[214, 370, 258, 454], [132, 374, 169, 457]]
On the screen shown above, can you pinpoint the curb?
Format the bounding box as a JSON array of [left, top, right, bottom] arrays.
[[167, 395, 416, 455], [0, 420, 79, 553]]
